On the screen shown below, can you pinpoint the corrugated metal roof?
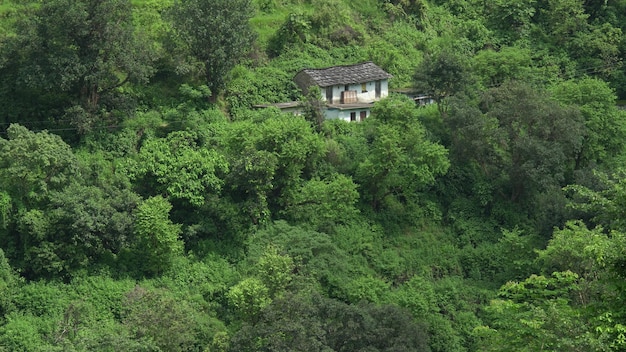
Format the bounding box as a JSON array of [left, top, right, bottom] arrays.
[[294, 62, 392, 90]]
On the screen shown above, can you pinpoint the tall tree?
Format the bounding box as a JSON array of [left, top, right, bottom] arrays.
[[0, 0, 156, 130], [448, 81, 584, 204], [356, 96, 450, 210], [414, 49, 472, 118], [169, 0, 256, 100]]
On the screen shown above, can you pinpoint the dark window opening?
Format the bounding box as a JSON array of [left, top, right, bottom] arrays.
[[326, 86, 333, 103]]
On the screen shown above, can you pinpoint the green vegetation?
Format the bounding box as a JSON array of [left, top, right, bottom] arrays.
[[0, 0, 626, 350]]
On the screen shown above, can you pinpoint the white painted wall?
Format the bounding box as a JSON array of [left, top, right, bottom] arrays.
[[323, 108, 371, 122], [321, 79, 389, 104]]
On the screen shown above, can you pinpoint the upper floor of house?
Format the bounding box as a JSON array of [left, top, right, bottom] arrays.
[[294, 62, 392, 105]]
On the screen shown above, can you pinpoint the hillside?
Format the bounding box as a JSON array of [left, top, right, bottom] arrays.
[[1, 0, 626, 351]]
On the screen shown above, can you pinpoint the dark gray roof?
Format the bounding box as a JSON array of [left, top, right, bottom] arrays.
[[294, 62, 392, 91]]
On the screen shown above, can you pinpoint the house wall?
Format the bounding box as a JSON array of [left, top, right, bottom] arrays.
[[322, 79, 388, 104], [323, 108, 371, 122]]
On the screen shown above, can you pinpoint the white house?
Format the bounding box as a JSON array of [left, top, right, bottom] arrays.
[[293, 62, 392, 121], [256, 62, 393, 121]]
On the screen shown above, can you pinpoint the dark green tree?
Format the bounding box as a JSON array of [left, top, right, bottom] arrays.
[[0, 0, 156, 130], [133, 196, 183, 276], [0, 124, 77, 209], [549, 78, 626, 167], [356, 96, 450, 210], [229, 292, 431, 352], [169, 0, 256, 100], [414, 49, 472, 118], [448, 81, 584, 205]]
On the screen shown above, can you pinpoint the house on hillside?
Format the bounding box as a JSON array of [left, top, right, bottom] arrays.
[[255, 62, 392, 122], [295, 62, 392, 121]]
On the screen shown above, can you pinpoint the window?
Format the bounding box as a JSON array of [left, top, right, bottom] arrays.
[[350, 112, 356, 121], [361, 83, 367, 93], [360, 111, 367, 121], [345, 84, 350, 91], [326, 86, 333, 103]]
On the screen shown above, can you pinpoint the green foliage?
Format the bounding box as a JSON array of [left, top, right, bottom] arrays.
[[246, 221, 367, 299], [0, 0, 156, 129], [307, 0, 367, 47], [281, 174, 360, 232], [471, 46, 534, 87], [0, 192, 10, 230], [1, 0, 625, 349], [255, 247, 295, 296], [0, 124, 77, 208], [366, 22, 425, 88], [169, 0, 256, 98], [0, 248, 21, 318], [267, 12, 311, 57], [414, 48, 473, 117], [26, 182, 140, 277], [550, 78, 626, 167], [226, 277, 271, 319], [449, 81, 584, 206], [484, 0, 536, 41], [229, 292, 431, 352], [0, 312, 50, 352], [225, 65, 299, 117], [565, 169, 626, 232], [133, 196, 183, 276], [121, 285, 201, 351], [357, 96, 450, 210], [133, 131, 228, 207], [538, 220, 626, 281], [216, 112, 325, 222]]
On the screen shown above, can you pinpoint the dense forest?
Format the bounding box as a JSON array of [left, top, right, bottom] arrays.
[[1, 0, 626, 350]]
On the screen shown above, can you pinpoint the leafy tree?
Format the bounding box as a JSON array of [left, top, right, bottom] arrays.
[[133, 131, 228, 207], [308, 0, 366, 47], [534, 0, 623, 79], [302, 86, 325, 132], [229, 292, 431, 352], [565, 168, 626, 232], [281, 174, 360, 232], [476, 220, 626, 351], [217, 112, 325, 223], [267, 12, 311, 57], [0, 125, 81, 276], [122, 285, 200, 351], [471, 46, 534, 88], [0, 248, 21, 319], [0, 0, 156, 130], [414, 49, 472, 117], [356, 96, 450, 210], [550, 78, 626, 167], [169, 0, 256, 100], [254, 247, 295, 297], [246, 221, 364, 299], [18, 182, 140, 278], [226, 277, 271, 320], [484, 0, 536, 41], [0, 124, 77, 209], [133, 196, 183, 276], [449, 81, 584, 205]]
